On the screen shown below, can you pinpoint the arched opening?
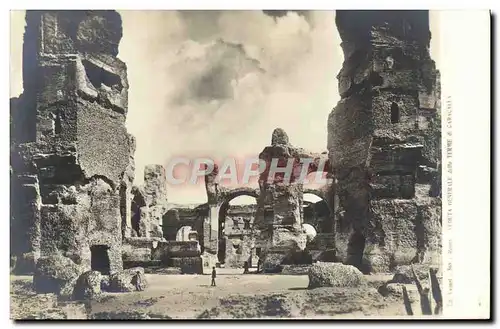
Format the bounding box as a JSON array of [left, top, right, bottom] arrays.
[[176, 225, 195, 241], [217, 193, 258, 267], [391, 102, 400, 124], [162, 209, 179, 241], [90, 245, 110, 275], [303, 193, 331, 234], [347, 231, 367, 273]]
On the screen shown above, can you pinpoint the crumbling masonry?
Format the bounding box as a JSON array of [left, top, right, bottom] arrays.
[[329, 11, 441, 272], [10, 10, 134, 274], [10, 10, 442, 277]]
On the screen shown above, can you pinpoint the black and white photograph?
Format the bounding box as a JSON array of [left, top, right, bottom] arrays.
[[7, 7, 491, 320]]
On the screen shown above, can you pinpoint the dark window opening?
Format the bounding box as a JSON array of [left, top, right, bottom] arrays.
[[391, 102, 400, 124], [131, 205, 141, 237], [243, 218, 251, 230], [91, 245, 111, 275], [82, 59, 123, 92], [256, 247, 262, 257], [119, 183, 127, 237], [54, 110, 62, 135], [188, 232, 198, 241]]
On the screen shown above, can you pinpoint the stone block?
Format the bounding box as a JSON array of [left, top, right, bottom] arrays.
[[168, 241, 201, 258], [308, 262, 366, 288], [170, 257, 203, 274]]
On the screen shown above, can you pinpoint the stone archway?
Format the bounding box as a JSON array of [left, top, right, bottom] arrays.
[[176, 225, 195, 242], [216, 188, 260, 265], [303, 192, 329, 233]]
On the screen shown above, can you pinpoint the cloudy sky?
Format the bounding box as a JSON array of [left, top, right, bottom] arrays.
[[9, 10, 441, 205]]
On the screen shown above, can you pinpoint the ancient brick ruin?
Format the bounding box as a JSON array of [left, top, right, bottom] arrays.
[[11, 10, 134, 275], [329, 11, 441, 272], [10, 10, 442, 289], [253, 129, 334, 271]]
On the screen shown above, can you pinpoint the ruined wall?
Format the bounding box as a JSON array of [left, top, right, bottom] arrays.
[[223, 205, 260, 268], [129, 165, 168, 238], [162, 205, 206, 243], [203, 166, 261, 270], [256, 128, 334, 271], [10, 10, 134, 274], [328, 11, 441, 272], [303, 200, 331, 236]]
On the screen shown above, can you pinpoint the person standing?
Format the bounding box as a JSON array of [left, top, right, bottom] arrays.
[[211, 266, 217, 287], [135, 271, 144, 291]]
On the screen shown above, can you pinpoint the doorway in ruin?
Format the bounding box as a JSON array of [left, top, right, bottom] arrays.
[[176, 225, 196, 242], [303, 193, 332, 234], [131, 204, 141, 236], [217, 194, 257, 265], [90, 245, 111, 275], [391, 102, 400, 124], [302, 170, 334, 234], [347, 231, 367, 273], [131, 190, 147, 237]]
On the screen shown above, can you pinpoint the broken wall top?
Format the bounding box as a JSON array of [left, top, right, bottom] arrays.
[[335, 10, 431, 46], [13, 10, 134, 188]]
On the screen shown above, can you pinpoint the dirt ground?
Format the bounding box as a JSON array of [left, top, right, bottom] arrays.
[[11, 269, 421, 319]]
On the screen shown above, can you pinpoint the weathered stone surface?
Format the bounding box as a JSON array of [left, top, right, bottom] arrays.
[[224, 235, 255, 268], [122, 246, 153, 262], [120, 134, 136, 238], [109, 267, 147, 292], [33, 254, 84, 297], [271, 227, 307, 251], [201, 252, 218, 269], [170, 257, 203, 274], [10, 10, 134, 275], [271, 127, 290, 145], [308, 262, 366, 288], [329, 11, 441, 271], [123, 260, 163, 269], [129, 165, 167, 238], [367, 199, 418, 270], [143, 164, 167, 206], [168, 241, 201, 258], [72, 270, 102, 300], [122, 237, 164, 263], [261, 252, 287, 273], [281, 265, 312, 275], [416, 196, 442, 264]]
